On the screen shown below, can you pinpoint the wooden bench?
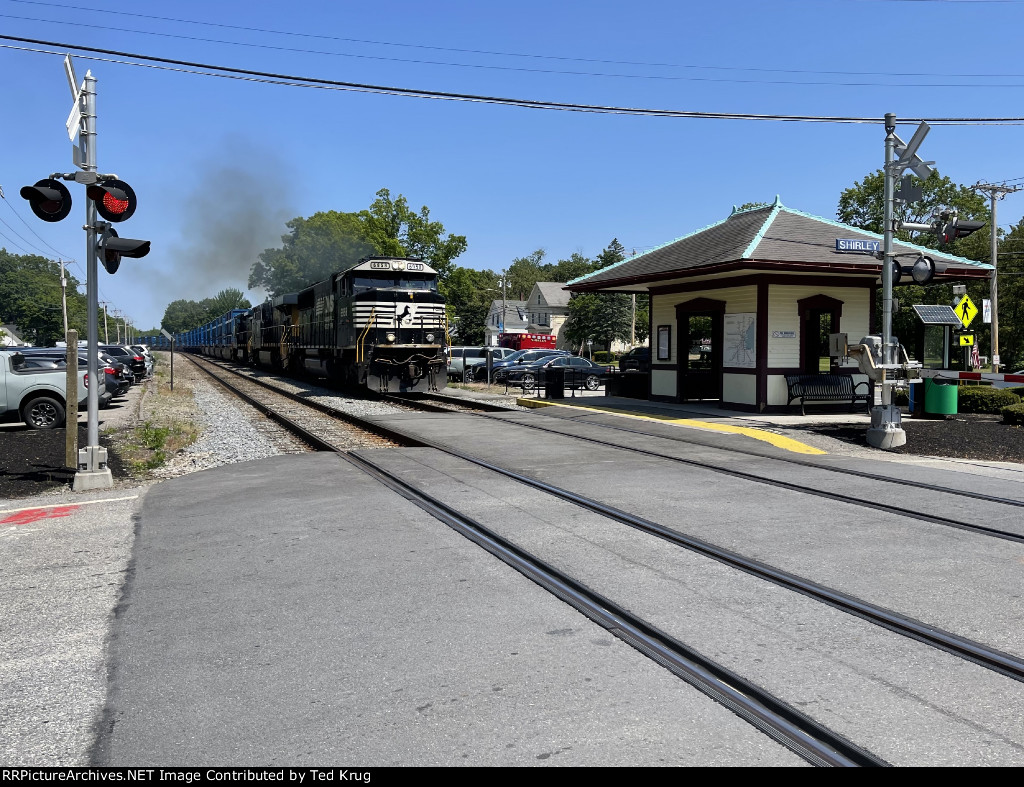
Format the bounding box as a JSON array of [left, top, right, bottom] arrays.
[[785, 374, 870, 416]]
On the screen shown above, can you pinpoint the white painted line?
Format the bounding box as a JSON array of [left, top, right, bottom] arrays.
[[0, 494, 139, 515]]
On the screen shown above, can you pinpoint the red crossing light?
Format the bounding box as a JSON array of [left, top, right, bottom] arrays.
[[87, 178, 137, 222]]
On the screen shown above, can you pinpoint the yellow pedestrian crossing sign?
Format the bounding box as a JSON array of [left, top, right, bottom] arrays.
[[955, 295, 978, 328], [959, 334, 974, 347]]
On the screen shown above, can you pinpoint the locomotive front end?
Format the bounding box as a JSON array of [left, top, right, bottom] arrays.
[[351, 259, 447, 393]]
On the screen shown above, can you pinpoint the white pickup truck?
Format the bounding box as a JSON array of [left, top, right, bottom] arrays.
[[0, 349, 89, 429]]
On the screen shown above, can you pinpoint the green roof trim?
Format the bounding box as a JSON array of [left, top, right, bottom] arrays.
[[775, 204, 993, 270], [739, 202, 783, 259]]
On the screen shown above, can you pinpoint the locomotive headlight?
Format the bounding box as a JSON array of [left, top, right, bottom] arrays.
[[386, 332, 397, 343], [426, 333, 435, 343]]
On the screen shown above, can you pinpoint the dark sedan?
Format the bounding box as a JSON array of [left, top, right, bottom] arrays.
[[99, 344, 147, 382], [618, 346, 651, 373], [506, 355, 608, 391], [478, 348, 571, 382]]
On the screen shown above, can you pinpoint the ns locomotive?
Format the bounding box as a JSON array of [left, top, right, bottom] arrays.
[[154, 257, 449, 393]]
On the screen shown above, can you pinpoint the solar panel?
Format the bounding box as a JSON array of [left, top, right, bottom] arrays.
[[913, 304, 963, 326]]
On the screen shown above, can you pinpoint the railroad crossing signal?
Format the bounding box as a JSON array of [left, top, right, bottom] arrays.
[[19, 178, 73, 222], [97, 225, 150, 274], [955, 295, 978, 329], [959, 334, 974, 347], [87, 178, 137, 222]]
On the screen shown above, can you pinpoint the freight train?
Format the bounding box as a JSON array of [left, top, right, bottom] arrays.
[[142, 257, 448, 393]]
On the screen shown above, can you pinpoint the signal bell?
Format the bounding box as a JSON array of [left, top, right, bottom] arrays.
[[87, 178, 137, 222], [20, 178, 73, 222]]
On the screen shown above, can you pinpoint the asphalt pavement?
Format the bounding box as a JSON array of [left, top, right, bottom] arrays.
[[4, 393, 1023, 766]]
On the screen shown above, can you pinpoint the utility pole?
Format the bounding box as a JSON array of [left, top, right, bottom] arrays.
[[100, 302, 109, 344], [500, 269, 507, 338], [973, 181, 1022, 373], [57, 259, 69, 337]]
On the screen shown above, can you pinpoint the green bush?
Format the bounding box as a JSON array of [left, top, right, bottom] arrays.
[[956, 385, 1021, 414], [1006, 385, 1024, 398], [1002, 403, 1024, 425], [892, 387, 909, 406], [593, 351, 614, 363]]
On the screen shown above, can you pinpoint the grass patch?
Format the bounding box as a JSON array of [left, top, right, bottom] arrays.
[[122, 420, 198, 473], [116, 355, 201, 476]]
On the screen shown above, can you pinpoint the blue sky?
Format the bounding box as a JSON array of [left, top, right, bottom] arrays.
[[2, 0, 1024, 330]]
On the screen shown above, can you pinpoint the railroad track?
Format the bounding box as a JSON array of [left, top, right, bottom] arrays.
[[186, 354, 1024, 764], [187, 354, 885, 766]]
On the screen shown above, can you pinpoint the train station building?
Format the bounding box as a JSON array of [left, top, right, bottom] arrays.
[[566, 198, 992, 411]]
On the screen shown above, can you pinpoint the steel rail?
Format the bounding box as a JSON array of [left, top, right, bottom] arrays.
[[190, 356, 1024, 682], [470, 411, 1024, 544], [191, 356, 887, 766], [501, 406, 1024, 509], [341, 449, 889, 768]]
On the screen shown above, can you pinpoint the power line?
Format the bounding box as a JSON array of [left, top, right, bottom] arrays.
[[10, 1, 1024, 79], [6, 8, 1024, 87], [3, 35, 1024, 125]]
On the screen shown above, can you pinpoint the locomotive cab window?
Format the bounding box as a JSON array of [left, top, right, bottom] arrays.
[[398, 276, 437, 291], [352, 275, 438, 293]]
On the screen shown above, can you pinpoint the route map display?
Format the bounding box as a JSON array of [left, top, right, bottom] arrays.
[[724, 313, 756, 369]]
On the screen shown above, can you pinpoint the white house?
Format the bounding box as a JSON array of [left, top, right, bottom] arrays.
[[482, 299, 528, 346], [1, 324, 29, 347], [524, 282, 571, 349]]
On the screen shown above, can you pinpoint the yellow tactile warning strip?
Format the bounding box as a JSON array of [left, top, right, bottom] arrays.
[[517, 399, 827, 455]]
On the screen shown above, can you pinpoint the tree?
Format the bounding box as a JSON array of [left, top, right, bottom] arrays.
[[161, 299, 210, 333], [504, 250, 546, 301], [838, 170, 989, 256], [553, 239, 645, 353], [442, 266, 499, 343], [546, 251, 599, 283], [563, 292, 634, 353], [203, 288, 252, 322], [249, 211, 375, 297], [0, 249, 87, 346], [362, 189, 468, 281], [248, 189, 467, 297]]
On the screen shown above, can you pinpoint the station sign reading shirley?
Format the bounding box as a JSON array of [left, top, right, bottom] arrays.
[[835, 239, 882, 253]]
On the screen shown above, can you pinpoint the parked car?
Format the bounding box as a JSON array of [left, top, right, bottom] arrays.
[[483, 348, 571, 382], [18, 348, 123, 404], [618, 346, 651, 373], [446, 346, 516, 382], [99, 344, 147, 382], [130, 344, 155, 377], [506, 354, 608, 391], [1, 349, 92, 428]]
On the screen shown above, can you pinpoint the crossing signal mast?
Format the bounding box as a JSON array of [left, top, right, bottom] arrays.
[[17, 56, 152, 491], [868, 115, 988, 452]]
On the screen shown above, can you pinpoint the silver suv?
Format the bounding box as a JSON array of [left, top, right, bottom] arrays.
[[446, 346, 515, 382]]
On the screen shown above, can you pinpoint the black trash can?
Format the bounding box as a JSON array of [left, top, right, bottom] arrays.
[[545, 367, 565, 399]]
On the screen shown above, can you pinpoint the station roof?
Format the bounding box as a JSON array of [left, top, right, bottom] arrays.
[[567, 198, 993, 293]]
